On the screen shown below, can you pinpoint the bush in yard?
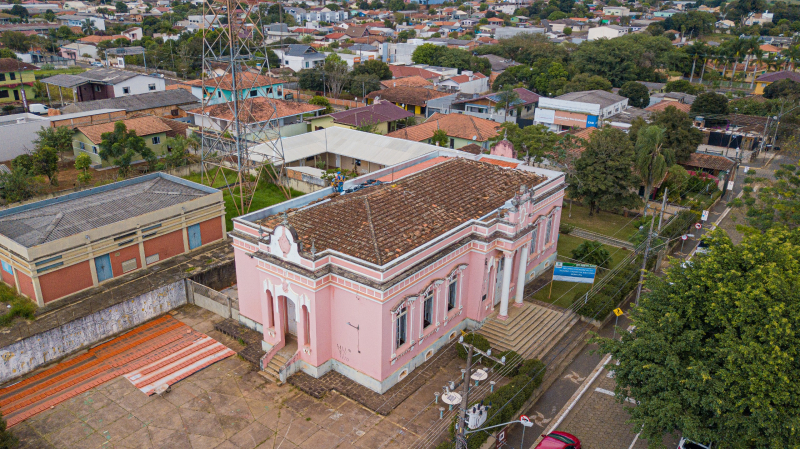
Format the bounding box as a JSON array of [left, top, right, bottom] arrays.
[[571, 240, 611, 269], [495, 350, 521, 376], [457, 333, 491, 359], [0, 411, 17, 449], [559, 223, 575, 234]]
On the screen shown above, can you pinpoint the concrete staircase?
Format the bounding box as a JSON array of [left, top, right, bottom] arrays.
[[260, 337, 298, 383], [478, 302, 578, 360]]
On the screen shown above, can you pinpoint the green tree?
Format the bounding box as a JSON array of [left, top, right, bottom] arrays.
[[571, 34, 674, 87], [631, 106, 702, 162], [571, 240, 611, 268], [34, 126, 74, 160], [596, 228, 800, 448], [664, 79, 703, 95], [351, 59, 392, 80], [115, 1, 128, 13], [308, 95, 333, 114], [31, 146, 59, 185], [619, 81, 650, 109], [0, 31, 29, 53], [322, 53, 348, 98], [163, 135, 189, 168], [74, 152, 93, 185], [430, 129, 449, 147], [763, 79, 800, 100], [568, 127, 642, 215], [0, 168, 38, 203], [43, 9, 55, 22], [634, 125, 672, 204], [346, 73, 381, 98], [0, 49, 17, 59], [0, 412, 18, 449], [9, 4, 28, 18], [494, 86, 519, 122], [81, 19, 96, 35], [493, 122, 559, 162], [563, 73, 613, 93], [690, 92, 729, 122], [98, 121, 154, 178]]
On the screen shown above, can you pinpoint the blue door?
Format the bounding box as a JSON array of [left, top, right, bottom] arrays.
[[188, 224, 202, 250], [94, 254, 113, 282]]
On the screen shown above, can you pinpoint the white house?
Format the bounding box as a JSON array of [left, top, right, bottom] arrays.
[[58, 14, 106, 31], [273, 45, 326, 72], [186, 15, 220, 29], [603, 6, 630, 16], [122, 27, 143, 40], [436, 71, 489, 94], [587, 25, 628, 41]]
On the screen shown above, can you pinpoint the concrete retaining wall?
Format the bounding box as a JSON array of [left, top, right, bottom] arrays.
[[187, 280, 239, 321], [0, 281, 187, 383]]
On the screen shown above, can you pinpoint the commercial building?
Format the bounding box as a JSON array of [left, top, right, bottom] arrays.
[[534, 90, 629, 132], [0, 173, 225, 306], [230, 150, 565, 393]]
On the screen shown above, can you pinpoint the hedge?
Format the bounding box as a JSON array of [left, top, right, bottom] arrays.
[[457, 334, 491, 360], [435, 359, 546, 449]]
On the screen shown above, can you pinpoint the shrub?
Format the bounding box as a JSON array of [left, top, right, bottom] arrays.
[[457, 333, 491, 359], [0, 283, 36, 327], [571, 240, 611, 269], [495, 350, 521, 376], [559, 223, 575, 235]]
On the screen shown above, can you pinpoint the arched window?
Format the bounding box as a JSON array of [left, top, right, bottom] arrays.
[[302, 305, 311, 346], [266, 290, 275, 328]]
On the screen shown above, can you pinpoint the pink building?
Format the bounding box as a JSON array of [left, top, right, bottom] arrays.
[[231, 150, 565, 393]]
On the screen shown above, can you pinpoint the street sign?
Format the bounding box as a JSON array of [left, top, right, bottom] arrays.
[[681, 234, 688, 241], [701, 210, 709, 221], [695, 223, 702, 230], [496, 427, 507, 448], [613, 308, 624, 317], [520, 415, 533, 427], [552, 262, 597, 284], [727, 181, 734, 191]]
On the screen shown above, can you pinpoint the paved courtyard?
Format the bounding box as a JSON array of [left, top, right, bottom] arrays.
[[9, 305, 470, 449]]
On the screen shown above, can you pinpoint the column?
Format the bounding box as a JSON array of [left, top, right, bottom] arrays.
[[498, 251, 513, 320], [514, 244, 528, 307]]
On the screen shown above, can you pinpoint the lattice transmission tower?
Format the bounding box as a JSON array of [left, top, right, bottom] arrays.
[[200, 0, 291, 215]]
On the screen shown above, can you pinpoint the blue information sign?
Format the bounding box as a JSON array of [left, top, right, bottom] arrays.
[[586, 115, 599, 128], [552, 262, 596, 284]]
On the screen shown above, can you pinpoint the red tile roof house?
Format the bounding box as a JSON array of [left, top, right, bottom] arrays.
[[188, 97, 325, 139], [365, 86, 450, 115], [386, 112, 501, 150], [307, 100, 414, 134], [230, 150, 566, 393], [435, 71, 489, 94]]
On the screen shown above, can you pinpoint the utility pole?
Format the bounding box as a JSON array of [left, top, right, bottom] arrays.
[[636, 193, 659, 307], [657, 187, 668, 233], [455, 336, 506, 449]]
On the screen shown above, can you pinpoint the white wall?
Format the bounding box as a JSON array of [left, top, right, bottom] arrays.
[[112, 75, 166, 97]]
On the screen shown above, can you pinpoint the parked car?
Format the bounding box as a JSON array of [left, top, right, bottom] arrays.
[[28, 104, 49, 115], [535, 431, 581, 449], [91, 61, 103, 67], [678, 438, 712, 449], [695, 240, 710, 256]]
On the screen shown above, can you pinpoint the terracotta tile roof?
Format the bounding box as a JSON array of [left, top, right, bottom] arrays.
[[457, 143, 484, 155], [0, 58, 38, 72], [388, 65, 440, 80], [377, 156, 449, 182], [447, 72, 487, 84], [325, 32, 346, 39], [756, 70, 800, 83], [680, 152, 735, 172], [156, 117, 190, 138], [380, 75, 433, 89], [258, 158, 545, 264], [188, 97, 324, 123], [185, 72, 282, 90], [385, 112, 501, 142], [645, 101, 691, 113], [366, 86, 449, 106], [325, 100, 413, 126], [78, 34, 127, 43], [479, 157, 519, 168], [77, 116, 172, 145], [759, 44, 780, 53]]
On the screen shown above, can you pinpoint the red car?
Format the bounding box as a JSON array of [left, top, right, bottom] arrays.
[[534, 431, 582, 449]]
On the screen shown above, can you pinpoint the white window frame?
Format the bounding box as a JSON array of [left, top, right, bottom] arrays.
[[148, 83, 156, 91], [151, 136, 161, 144], [447, 279, 457, 311], [530, 226, 539, 254], [395, 306, 407, 349], [122, 86, 130, 94], [422, 291, 433, 329], [544, 214, 553, 245]]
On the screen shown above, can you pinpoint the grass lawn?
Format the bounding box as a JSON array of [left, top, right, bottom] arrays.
[[530, 234, 631, 309], [562, 202, 639, 241], [34, 67, 86, 80], [183, 167, 301, 231]]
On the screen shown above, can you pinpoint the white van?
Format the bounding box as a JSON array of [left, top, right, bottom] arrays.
[[29, 104, 49, 115]]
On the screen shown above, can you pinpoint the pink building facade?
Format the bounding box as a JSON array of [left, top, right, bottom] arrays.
[[230, 151, 565, 393]]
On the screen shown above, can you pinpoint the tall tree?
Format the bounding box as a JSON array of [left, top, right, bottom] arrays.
[[493, 122, 559, 162], [98, 121, 154, 178], [691, 92, 729, 122], [619, 81, 650, 109], [494, 86, 520, 122], [634, 125, 672, 205], [629, 106, 702, 162], [81, 19, 96, 35], [34, 126, 74, 161], [596, 228, 800, 448], [567, 127, 642, 215], [351, 59, 392, 80], [322, 53, 348, 98], [31, 146, 59, 186]]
